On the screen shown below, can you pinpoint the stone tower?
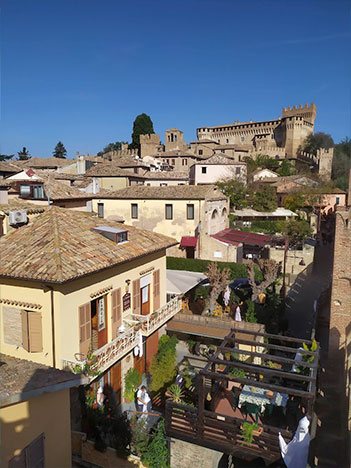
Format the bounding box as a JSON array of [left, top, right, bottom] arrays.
[[282, 104, 316, 157], [165, 128, 186, 152], [140, 134, 161, 157]]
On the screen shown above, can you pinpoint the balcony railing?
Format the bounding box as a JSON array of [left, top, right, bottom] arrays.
[[131, 295, 182, 336], [62, 327, 141, 380]]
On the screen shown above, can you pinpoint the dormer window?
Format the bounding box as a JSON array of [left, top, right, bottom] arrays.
[[92, 226, 129, 244]]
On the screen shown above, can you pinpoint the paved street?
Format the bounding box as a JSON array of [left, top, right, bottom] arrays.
[[285, 242, 334, 340]]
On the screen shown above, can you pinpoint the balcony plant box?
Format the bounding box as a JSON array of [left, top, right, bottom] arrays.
[[240, 422, 263, 446]]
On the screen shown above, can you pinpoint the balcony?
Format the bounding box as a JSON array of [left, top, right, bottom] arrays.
[[131, 295, 182, 337], [62, 296, 182, 380], [62, 327, 141, 380]]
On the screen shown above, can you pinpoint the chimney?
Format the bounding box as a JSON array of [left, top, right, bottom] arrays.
[[0, 186, 9, 205], [348, 168, 351, 207]]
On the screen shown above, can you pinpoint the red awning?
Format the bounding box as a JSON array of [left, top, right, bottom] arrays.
[[180, 236, 198, 248]]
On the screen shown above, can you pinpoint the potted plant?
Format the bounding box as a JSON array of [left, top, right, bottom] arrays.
[[123, 368, 142, 403], [165, 384, 184, 403], [240, 422, 262, 445], [227, 367, 245, 390]]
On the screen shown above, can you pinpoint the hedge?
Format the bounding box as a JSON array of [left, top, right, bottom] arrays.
[[166, 257, 262, 281]]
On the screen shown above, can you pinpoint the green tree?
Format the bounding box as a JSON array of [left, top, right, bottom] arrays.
[[53, 141, 67, 159], [244, 154, 279, 174], [150, 335, 178, 392], [300, 132, 334, 155], [216, 179, 248, 208], [277, 159, 294, 176], [0, 154, 14, 161], [17, 147, 31, 160], [252, 185, 277, 212], [332, 137, 351, 191], [130, 113, 154, 151], [143, 418, 169, 468], [282, 218, 312, 243]]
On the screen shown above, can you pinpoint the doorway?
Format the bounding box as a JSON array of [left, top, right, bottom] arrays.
[[186, 246, 195, 259], [91, 295, 107, 350], [141, 285, 150, 315]]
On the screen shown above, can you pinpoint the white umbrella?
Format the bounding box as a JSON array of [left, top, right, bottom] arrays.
[[235, 305, 242, 322], [279, 416, 310, 468], [224, 286, 231, 307]]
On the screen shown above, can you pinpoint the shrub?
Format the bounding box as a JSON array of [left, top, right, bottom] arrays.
[[143, 418, 169, 468], [123, 368, 142, 402], [245, 299, 257, 323], [241, 422, 259, 445], [150, 335, 178, 392], [130, 418, 149, 458], [228, 367, 245, 379], [167, 384, 184, 403]]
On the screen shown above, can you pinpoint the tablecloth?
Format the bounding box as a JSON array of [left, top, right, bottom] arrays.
[[238, 385, 289, 412]]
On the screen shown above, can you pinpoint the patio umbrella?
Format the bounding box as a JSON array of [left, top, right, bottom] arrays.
[[279, 416, 310, 468], [224, 286, 231, 307], [235, 305, 242, 322]]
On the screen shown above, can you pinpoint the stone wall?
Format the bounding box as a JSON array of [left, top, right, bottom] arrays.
[[170, 438, 223, 468]]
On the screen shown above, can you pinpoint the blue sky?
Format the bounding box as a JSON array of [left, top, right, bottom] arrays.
[[1, 0, 350, 158]]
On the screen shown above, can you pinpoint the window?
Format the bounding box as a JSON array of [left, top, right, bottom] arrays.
[[182, 159, 188, 166], [134, 168, 138, 174], [241, 137, 245, 142], [9, 433, 45, 468], [33, 185, 45, 199], [221, 149, 225, 153], [160, 183, 168, 187], [235, 167, 241, 175], [20, 185, 31, 198], [97, 203, 104, 218], [165, 204, 173, 220], [202, 167, 207, 174], [131, 203, 138, 219], [226, 139, 229, 143], [171, 159, 175, 165], [336, 197, 340, 205], [187, 204, 194, 220], [199, 150, 203, 155], [117, 231, 128, 243]]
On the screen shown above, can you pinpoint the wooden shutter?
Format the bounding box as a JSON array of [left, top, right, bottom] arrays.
[[111, 288, 122, 339], [27, 433, 45, 468], [132, 279, 140, 314], [79, 303, 91, 355], [153, 269, 160, 311], [28, 311, 43, 353], [21, 310, 30, 352]]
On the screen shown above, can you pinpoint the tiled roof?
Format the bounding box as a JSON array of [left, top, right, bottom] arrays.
[[21, 157, 74, 168], [85, 163, 146, 178], [110, 157, 149, 168], [0, 179, 11, 187], [0, 161, 22, 173], [0, 354, 86, 406], [144, 171, 189, 180], [212, 228, 271, 247], [251, 168, 279, 176], [93, 185, 227, 201], [40, 177, 92, 200], [0, 206, 178, 282], [84, 155, 105, 163], [157, 150, 206, 158], [195, 154, 246, 165], [0, 199, 47, 215]]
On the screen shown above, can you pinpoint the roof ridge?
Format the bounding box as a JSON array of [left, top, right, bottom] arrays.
[[50, 207, 64, 282]]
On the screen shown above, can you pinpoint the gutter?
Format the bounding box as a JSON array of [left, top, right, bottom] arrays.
[[45, 285, 56, 368]]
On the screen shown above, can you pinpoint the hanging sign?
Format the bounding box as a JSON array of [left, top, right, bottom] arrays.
[[123, 293, 131, 311]]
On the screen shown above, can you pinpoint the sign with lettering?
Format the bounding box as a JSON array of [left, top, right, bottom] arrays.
[[123, 293, 131, 311]]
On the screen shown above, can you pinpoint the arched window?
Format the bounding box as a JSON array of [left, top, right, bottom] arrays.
[[211, 209, 218, 220], [222, 208, 227, 217]]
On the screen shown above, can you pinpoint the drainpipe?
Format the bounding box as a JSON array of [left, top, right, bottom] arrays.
[[45, 285, 56, 368]]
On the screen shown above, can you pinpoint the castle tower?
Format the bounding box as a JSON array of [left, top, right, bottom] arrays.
[[165, 128, 186, 152], [140, 134, 161, 157], [282, 104, 317, 157], [282, 103, 317, 123]]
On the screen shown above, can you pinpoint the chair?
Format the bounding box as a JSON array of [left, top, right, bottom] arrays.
[[264, 403, 274, 416], [242, 402, 260, 423]]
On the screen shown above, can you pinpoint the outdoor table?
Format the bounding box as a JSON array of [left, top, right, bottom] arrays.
[[238, 385, 289, 413]]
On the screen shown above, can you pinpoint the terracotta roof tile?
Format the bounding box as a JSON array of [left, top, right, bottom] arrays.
[[0, 206, 177, 283], [93, 185, 227, 201], [144, 171, 189, 180], [0, 199, 47, 215], [21, 157, 73, 168], [0, 161, 22, 173], [195, 154, 246, 165], [0, 354, 85, 406], [85, 163, 146, 178]]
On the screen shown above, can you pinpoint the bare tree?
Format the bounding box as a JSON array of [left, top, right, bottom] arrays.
[[204, 263, 230, 315], [247, 259, 281, 302]]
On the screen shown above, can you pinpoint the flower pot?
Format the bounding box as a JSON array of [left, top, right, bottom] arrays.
[[265, 390, 274, 399]]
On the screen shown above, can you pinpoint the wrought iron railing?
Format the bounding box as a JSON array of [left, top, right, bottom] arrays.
[[62, 328, 141, 380], [131, 295, 182, 336]]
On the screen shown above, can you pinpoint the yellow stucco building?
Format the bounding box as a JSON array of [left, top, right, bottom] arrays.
[[0, 207, 179, 407], [0, 354, 87, 468]]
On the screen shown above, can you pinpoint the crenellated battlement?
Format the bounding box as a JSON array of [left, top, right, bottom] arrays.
[[282, 103, 317, 123], [296, 147, 333, 177], [140, 133, 161, 144]]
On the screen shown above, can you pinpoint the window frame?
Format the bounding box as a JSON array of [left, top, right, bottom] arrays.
[[202, 167, 207, 174], [131, 203, 138, 219], [165, 204, 173, 220], [187, 204, 195, 220], [97, 203, 104, 218]]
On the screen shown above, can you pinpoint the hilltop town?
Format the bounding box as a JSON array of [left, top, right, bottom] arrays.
[[1, 103, 350, 468]]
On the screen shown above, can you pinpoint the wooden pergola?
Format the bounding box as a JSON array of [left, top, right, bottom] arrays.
[[166, 328, 319, 465]]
